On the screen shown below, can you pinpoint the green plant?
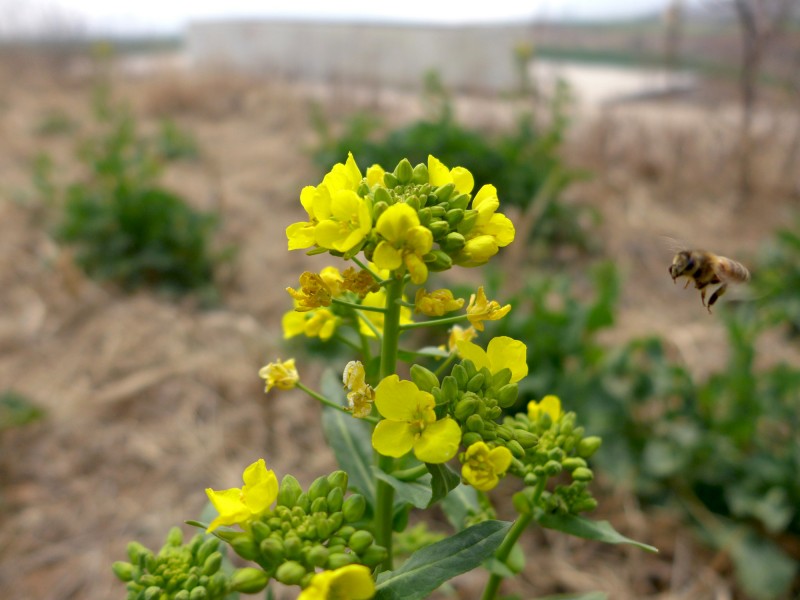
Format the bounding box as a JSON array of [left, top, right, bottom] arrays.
[[0, 390, 44, 431], [50, 89, 225, 299], [754, 217, 800, 335]]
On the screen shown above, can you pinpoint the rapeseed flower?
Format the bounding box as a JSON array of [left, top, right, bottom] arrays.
[[205, 459, 278, 532]]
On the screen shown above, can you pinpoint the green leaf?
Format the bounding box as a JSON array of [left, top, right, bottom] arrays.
[[484, 542, 524, 577], [320, 370, 375, 505], [373, 469, 432, 509], [536, 513, 658, 553], [426, 463, 461, 507], [440, 484, 480, 531], [375, 520, 512, 600]]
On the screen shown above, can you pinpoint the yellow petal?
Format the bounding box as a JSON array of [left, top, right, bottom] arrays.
[[205, 487, 248, 532], [488, 446, 513, 473], [427, 155, 451, 187], [414, 418, 461, 463], [455, 339, 491, 372], [282, 311, 306, 339], [373, 241, 403, 271], [376, 203, 419, 242], [372, 419, 415, 458], [486, 337, 528, 383], [374, 375, 423, 420], [450, 166, 474, 194]]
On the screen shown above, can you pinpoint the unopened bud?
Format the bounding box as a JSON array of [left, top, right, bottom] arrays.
[[412, 163, 429, 184], [202, 552, 223, 576], [449, 193, 470, 211], [327, 552, 355, 569], [278, 474, 303, 507], [276, 561, 307, 586], [126, 541, 150, 564], [383, 172, 399, 189], [259, 538, 285, 566], [166, 526, 183, 547], [434, 183, 455, 201], [466, 372, 485, 393], [572, 467, 594, 482], [440, 375, 459, 402], [394, 158, 413, 184], [111, 561, 135, 582], [189, 586, 208, 600], [454, 395, 479, 421], [577, 436, 602, 458], [342, 494, 367, 522], [195, 538, 218, 564], [307, 544, 330, 567], [229, 533, 259, 561], [572, 497, 599, 512], [512, 491, 531, 515], [507, 440, 525, 459], [428, 221, 450, 240], [327, 487, 344, 513], [514, 430, 538, 448], [451, 364, 468, 388], [561, 457, 587, 472], [348, 530, 374, 554], [144, 586, 162, 600], [230, 568, 269, 594], [457, 210, 478, 235], [461, 431, 482, 447], [423, 249, 453, 271], [360, 545, 388, 567], [496, 383, 519, 408], [410, 364, 440, 393], [545, 460, 563, 476]]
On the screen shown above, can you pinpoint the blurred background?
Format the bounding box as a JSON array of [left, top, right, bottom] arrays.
[[1, 1, 799, 598]]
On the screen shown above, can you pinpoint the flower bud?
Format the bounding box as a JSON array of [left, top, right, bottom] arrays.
[[434, 183, 455, 202], [230, 568, 269, 594], [507, 440, 525, 459], [276, 561, 307, 586], [412, 163, 429, 184], [202, 552, 223, 576], [348, 530, 374, 554], [383, 172, 399, 189], [311, 497, 328, 514], [260, 538, 285, 566], [327, 552, 356, 569], [466, 414, 484, 433], [342, 494, 367, 522], [514, 430, 538, 449], [111, 561, 135, 582], [561, 457, 587, 472], [449, 193, 470, 211], [196, 538, 218, 564], [410, 364, 440, 393], [144, 586, 162, 600], [360, 545, 389, 567], [440, 375, 459, 403], [429, 205, 446, 218], [545, 460, 563, 476], [278, 474, 303, 507], [406, 195, 420, 212], [423, 249, 453, 271], [284, 535, 304, 559], [577, 436, 602, 458], [166, 526, 183, 547], [445, 209, 464, 228], [461, 359, 478, 379], [127, 541, 150, 564], [572, 467, 594, 482], [175, 591, 190, 600], [428, 221, 450, 240], [307, 544, 330, 567], [466, 372, 485, 393], [296, 492, 311, 514], [326, 487, 344, 513], [495, 383, 518, 408], [572, 497, 599, 512], [457, 210, 478, 235], [190, 586, 209, 600], [394, 158, 414, 184], [451, 363, 468, 388], [250, 520, 272, 544], [417, 207, 432, 226], [481, 429, 497, 441], [523, 472, 539, 486], [454, 395, 479, 421], [309, 475, 331, 501], [228, 533, 259, 561], [328, 511, 344, 533], [486, 406, 502, 420], [462, 431, 482, 447]]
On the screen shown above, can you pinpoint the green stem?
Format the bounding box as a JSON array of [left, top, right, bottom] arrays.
[[332, 298, 387, 313], [355, 310, 383, 340], [434, 352, 458, 378], [334, 333, 361, 353], [350, 256, 382, 282], [399, 314, 469, 330], [296, 382, 378, 424], [374, 276, 404, 571], [480, 479, 545, 600]]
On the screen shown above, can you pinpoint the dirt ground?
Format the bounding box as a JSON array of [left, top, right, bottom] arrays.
[[0, 49, 797, 600]]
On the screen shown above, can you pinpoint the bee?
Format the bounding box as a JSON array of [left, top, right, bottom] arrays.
[[669, 249, 751, 313]]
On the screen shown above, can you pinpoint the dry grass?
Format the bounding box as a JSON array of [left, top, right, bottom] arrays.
[[0, 48, 797, 600]]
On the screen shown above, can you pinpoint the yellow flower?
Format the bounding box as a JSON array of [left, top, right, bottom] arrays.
[[373, 203, 433, 284], [287, 272, 333, 312], [298, 564, 375, 600], [427, 155, 474, 194], [258, 358, 299, 392], [314, 190, 372, 253], [341, 267, 379, 298], [286, 153, 365, 251], [320, 266, 345, 297], [205, 459, 279, 532], [465, 286, 511, 331], [343, 360, 374, 418], [358, 289, 413, 338], [456, 336, 528, 383], [372, 375, 461, 464], [461, 442, 513, 492], [528, 395, 562, 423], [414, 288, 464, 317], [456, 185, 515, 267], [283, 309, 339, 341], [447, 325, 478, 352]]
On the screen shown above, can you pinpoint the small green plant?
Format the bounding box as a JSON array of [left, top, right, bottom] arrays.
[[50, 89, 224, 299], [155, 119, 200, 161], [754, 217, 800, 335], [0, 390, 44, 431]]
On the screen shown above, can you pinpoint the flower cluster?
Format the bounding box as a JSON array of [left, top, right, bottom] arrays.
[[112, 527, 269, 599], [206, 461, 384, 594], [286, 154, 515, 278]]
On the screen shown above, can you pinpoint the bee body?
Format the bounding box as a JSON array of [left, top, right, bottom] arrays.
[[669, 249, 750, 313]]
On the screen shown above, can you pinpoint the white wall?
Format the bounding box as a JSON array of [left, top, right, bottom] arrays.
[[186, 20, 535, 93]]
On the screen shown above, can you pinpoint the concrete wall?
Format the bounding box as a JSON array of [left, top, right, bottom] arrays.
[[186, 20, 535, 93]]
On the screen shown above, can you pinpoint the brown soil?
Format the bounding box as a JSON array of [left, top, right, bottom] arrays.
[[0, 50, 796, 600]]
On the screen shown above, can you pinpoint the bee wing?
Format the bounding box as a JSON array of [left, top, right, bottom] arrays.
[[660, 235, 688, 255]]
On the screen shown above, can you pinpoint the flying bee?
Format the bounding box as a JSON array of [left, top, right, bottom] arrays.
[[669, 249, 751, 313]]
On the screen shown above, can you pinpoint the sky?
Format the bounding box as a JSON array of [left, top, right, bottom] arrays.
[[3, 0, 677, 37]]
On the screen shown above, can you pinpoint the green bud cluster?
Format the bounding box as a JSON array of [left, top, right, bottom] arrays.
[[505, 410, 602, 516], [112, 527, 266, 600], [217, 471, 386, 590], [426, 358, 520, 449], [358, 159, 481, 269]]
